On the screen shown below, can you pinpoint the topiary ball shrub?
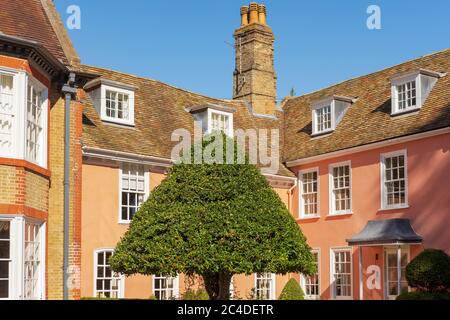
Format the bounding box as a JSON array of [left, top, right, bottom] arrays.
[[406, 249, 450, 293], [278, 278, 304, 300]]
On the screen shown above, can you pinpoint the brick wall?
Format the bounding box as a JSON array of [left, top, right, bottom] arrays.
[[0, 165, 16, 204]]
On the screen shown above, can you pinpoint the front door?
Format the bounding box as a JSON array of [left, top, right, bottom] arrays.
[[384, 247, 409, 300]]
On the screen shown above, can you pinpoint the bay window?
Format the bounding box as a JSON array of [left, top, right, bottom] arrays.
[[0, 68, 48, 168], [0, 221, 10, 299]]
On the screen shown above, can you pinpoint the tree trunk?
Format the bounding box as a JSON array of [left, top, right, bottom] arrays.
[[202, 272, 232, 300]]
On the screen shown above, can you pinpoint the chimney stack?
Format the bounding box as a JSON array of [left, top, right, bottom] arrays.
[[232, 3, 277, 115]]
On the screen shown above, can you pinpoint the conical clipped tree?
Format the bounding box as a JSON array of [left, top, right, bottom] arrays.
[[110, 133, 316, 300], [278, 278, 305, 300]]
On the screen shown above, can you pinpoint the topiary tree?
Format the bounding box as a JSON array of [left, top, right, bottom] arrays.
[[406, 249, 450, 293], [278, 278, 304, 300], [110, 133, 316, 300]]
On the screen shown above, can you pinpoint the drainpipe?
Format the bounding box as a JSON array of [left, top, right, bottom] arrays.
[[61, 72, 77, 300]]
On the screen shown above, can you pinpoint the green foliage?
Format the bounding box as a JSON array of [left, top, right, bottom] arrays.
[[110, 134, 316, 299], [182, 289, 210, 300], [397, 291, 450, 300], [405, 249, 450, 293], [278, 278, 304, 300]]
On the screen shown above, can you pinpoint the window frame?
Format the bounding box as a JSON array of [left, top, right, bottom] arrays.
[[207, 108, 234, 137], [380, 149, 408, 210], [391, 73, 420, 116], [254, 273, 276, 300], [118, 163, 150, 224], [100, 84, 135, 126], [152, 274, 179, 300], [93, 248, 124, 299], [330, 247, 353, 300], [384, 247, 410, 300], [298, 167, 320, 219], [328, 161, 352, 216], [311, 99, 334, 136], [301, 248, 320, 300]]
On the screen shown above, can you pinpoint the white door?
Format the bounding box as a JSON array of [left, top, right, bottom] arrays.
[[385, 248, 409, 300]]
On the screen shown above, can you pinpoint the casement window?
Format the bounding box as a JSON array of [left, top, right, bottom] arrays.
[[381, 150, 408, 209], [0, 217, 45, 300], [0, 221, 10, 299], [299, 169, 319, 218], [94, 250, 123, 298], [23, 222, 43, 300], [311, 96, 353, 136], [84, 79, 135, 126], [302, 250, 320, 299], [0, 69, 48, 168], [315, 105, 332, 133], [255, 273, 275, 300], [119, 163, 149, 223], [207, 109, 233, 137], [329, 162, 352, 215], [390, 69, 441, 116], [331, 248, 352, 299], [105, 90, 130, 121], [153, 274, 179, 300]]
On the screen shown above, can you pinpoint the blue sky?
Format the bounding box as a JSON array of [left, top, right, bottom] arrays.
[[55, 0, 450, 100]]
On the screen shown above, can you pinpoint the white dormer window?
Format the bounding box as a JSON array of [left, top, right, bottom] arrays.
[[311, 96, 354, 136], [391, 69, 443, 116], [187, 104, 235, 137], [84, 78, 136, 126]]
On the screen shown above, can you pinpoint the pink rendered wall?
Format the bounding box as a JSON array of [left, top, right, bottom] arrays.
[[291, 132, 450, 299]]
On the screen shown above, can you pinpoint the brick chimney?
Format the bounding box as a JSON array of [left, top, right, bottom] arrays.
[[233, 3, 277, 115]]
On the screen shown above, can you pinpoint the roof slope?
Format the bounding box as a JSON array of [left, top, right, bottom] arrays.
[[78, 65, 293, 177], [0, 0, 73, 64], [283, 48, 450, 163]]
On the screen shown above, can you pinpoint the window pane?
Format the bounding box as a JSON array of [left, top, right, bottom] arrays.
[[0, 280, 8, 298]]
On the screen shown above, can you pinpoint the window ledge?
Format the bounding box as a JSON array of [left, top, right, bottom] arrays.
[[378, 205, 410, 212], [101, 118, 135, 128], [311, 130, 334, 139], [297, 215, 321, 221], [391, 108, 421, 117], [327, 212, 353, 218], [118, 221, 131, 225]]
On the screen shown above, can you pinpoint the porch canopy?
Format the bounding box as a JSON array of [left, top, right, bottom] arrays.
[[347, 219, 422, 300], [347, 218, 422, 246]]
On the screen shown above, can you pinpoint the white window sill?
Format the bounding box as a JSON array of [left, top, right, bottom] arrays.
[[379, 205, 410, 212], [391, 107, 421, 117], [118, 221, 131, 225], [304, 295, 321, 300], [297, 215, 321, 221], [101, 117, 135, 127], [327, 212, 353, 217]]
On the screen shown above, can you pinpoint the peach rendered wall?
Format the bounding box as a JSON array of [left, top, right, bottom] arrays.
[[291, 132, 450, 300]]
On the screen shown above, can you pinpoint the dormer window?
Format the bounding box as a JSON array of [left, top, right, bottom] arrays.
[[186, 104, 235, 137], [311, 96, 355, 136], [84, 78, 136, 126], [390, 69, 444, 116]]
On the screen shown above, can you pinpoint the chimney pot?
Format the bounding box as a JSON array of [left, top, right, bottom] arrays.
[[240, 6, 249, 26], [249, 2, 259, 24], [258, 4, 267, 25]]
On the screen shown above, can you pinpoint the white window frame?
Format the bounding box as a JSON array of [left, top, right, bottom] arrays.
[[301, 249, 320, 300], [391, 73, 419, 115], [312, 99, 334, 136], [118, 163, 150, 224], [0, 216, 45, 300], [152, 274, 179, 300], [380, 149, 408, 210], [207, 108, 234, 137], [93, 249, 125, 299], [100, 84, 135, 126], [298, 167, 320, 219], [0, 67, 48, 168], [328, 161, 352, 215], [254, 273, 276, 300], [384, 247, 410, 300], [330, 247, 353, 300]]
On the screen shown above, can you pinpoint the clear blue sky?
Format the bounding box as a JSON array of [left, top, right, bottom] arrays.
[[55, 0, 449, 100]]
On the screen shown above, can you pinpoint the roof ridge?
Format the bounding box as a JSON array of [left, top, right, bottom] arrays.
[[80, 63, 240, 105], [283, 47, 450, 108]]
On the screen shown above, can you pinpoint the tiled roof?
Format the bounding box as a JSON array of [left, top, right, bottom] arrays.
[[282, 48, 450, 163], [78, 64, 294, 177], [0, 0, 70, 64]]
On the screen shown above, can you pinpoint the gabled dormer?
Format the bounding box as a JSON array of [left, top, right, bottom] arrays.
[[186, 103, 235, 137], [390, 69, 444, 116], [84, 78, 136, 126], [311, 95, 356, 136]]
